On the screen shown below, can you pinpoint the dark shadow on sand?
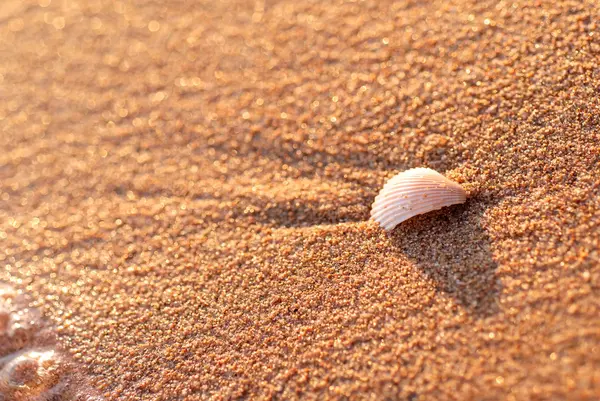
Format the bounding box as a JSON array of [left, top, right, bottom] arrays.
[[388, 196, 501, 317], [216, 194, 372, 228]]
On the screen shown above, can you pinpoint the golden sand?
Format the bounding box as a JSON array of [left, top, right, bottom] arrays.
[[0, 0, 599, 399]]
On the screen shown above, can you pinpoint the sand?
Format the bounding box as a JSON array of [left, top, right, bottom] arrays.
[[0, 0, 599, 399]]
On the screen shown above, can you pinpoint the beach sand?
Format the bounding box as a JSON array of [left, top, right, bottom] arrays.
[[0, 0, 599, 399]]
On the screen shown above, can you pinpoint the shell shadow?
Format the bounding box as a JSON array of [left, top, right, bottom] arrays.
[[388, 196, 501, 317]]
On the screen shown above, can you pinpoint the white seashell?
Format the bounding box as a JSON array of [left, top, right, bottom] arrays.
[[0, 349, 61, 391], [370, 167, 467, 231]]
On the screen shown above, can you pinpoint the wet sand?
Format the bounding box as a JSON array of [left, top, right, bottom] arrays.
[[0, 0, 599, 399]]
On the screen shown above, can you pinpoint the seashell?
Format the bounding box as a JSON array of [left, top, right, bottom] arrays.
[[370, 168, 467, 231], [0, 349, 63, 396]]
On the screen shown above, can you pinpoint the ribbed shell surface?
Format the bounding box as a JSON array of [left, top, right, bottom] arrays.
[[370, 168, 467, 231]]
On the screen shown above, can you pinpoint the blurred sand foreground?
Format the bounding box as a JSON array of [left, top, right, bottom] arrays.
[[0, 0, 599, 399]]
